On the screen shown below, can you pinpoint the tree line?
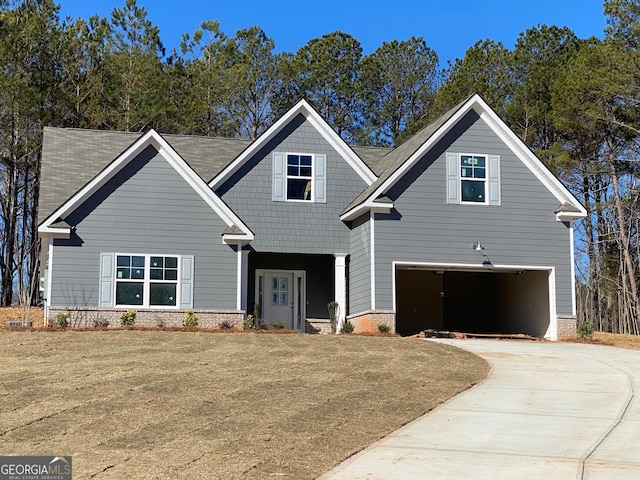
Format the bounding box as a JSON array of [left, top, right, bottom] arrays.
[[1, 0, 639, 333]]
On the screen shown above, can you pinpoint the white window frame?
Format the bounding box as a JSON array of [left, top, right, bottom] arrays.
[[459, 153, 488, 205], [286, 152, 315, 202], [273, 152, 326, 204], [114, 253, 181, 309], [447, 152, 500, 206]]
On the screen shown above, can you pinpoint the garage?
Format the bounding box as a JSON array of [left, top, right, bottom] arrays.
[[395, 266, 551, 337]]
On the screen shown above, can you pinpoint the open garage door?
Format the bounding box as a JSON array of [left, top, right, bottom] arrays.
[[395, 266, 550, 337]]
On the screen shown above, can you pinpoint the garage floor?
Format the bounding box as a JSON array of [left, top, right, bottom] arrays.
[[396, 269, 550, 337]]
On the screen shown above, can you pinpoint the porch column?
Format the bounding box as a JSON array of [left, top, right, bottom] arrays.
[[334, 253, 347, 333], [237, 246, 249, 314]]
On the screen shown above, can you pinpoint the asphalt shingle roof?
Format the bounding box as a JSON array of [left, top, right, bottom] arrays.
[[342, 97, 470, 215], [39, 128, 252, 223], [39, 127, 393, 224]]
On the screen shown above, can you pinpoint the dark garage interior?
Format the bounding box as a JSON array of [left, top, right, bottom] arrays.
[[395, 267, 550, 337]]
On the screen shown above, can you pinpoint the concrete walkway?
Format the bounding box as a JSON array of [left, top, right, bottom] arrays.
[[319, 340, 640, 480]]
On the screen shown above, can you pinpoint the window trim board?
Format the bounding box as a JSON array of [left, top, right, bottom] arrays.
[[446, 152, 501, 206], [99, 252, 194, 309]]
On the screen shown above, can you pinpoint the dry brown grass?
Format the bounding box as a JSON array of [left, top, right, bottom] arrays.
[[562, 331, 640, 350], [0, 331, 488, 480], [589, 332, 640, 349], [0, 307, 44, 330]]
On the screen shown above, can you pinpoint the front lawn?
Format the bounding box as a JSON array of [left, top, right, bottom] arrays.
[[0, 331, 488, 479]]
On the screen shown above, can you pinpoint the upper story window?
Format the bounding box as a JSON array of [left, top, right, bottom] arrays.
[[460, 155, 487, 203], [446, 152, 501, 206], [287, 154, 313, 201], [272, 152, 327, 203], [99, 252, 194, 309]]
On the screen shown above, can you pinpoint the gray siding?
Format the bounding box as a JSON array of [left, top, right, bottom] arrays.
[[349, 214, 371, 314], [373, 111, 573, 315], [50, 145, 237, 309], [216, 114, 368, 254]]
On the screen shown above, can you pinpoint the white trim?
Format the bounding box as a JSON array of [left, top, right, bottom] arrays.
[[392, 260, 558, 340], [38, 226, 72, 237], [285, 152, 315, 202], [393, 260, 554, 272], [112, 252, 182, 309], [570, 220, 577, 316], [547, 268, 558, 341], [556, 211, 584, 222], [45, 237, 54, 318], [478, 107, 586, 217], [333, 253, 348, 333], [370, 211, 376, 310], [209, 99, 377, 189], [38, 129, 253, 241], [392, 258, 397, 315], [340, 94, 586, 221], [458, 152, 489, 205], [237, 247, 249, 312]]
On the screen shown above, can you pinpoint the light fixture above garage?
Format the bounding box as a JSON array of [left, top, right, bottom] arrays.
[[472, 241, 492, 266]]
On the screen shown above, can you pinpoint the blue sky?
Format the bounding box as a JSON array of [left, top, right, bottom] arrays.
[[57, 0, 607, 66]]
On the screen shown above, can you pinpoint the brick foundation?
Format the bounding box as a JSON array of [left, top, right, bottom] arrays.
[[347, 310, 395, 334], [305, 318, 332, 334], [557, 315, 577, 338], [47, 307, 244, 329]]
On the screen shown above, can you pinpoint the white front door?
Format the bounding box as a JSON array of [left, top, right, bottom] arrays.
[[257, 270, 306, 331], [264, 272, 294, 328]]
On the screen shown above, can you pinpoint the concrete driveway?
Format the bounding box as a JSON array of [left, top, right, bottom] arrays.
[[318, 340, 640, 480]]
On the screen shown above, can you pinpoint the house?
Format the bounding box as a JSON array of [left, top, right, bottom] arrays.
[[38, 94, 586, 339]]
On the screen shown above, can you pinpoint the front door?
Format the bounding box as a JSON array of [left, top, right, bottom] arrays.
[[264, 272, 294, 329], [256, 270, 305, 331]]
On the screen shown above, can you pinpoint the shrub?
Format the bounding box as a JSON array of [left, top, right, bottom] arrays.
[[253, 303, 260, 327], [327, 301, 339, 333], [219, 318, 235, 330], [56, 312, 70, 328], [120, 310, 137, 327], [93, 318, 109, 328], [378, 324, 390, 334], [577, 321, 596, 339], [243, 315, 255, 330], [340, 320, 354, 334], [272, 321, 285, 330], [183, 310, 199, 327]]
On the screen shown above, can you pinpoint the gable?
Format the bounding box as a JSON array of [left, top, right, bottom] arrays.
[[386, 110, 560, 212], [49, 145, 240, 310], [210, 99, 376, 190], [215, 113, 369, 254], [63, 145, 227, 231], [38, 127, 250, 225], [38, 129, 253, 242], [340, 94, 586, 222]]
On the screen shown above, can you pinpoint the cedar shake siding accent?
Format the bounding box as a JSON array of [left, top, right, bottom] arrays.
[[50, 145, 237, 309], [373, 111, 573, 315], [349, 214, 371, 314], [215, 114, 368, 254]]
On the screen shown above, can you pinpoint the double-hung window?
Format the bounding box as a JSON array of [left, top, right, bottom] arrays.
[[460, 154, 487, 203], [272, 152, 327, 203], [446, 152, 501, 206], [287, 154, 313, 201], [99, 253, 194, 309]]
